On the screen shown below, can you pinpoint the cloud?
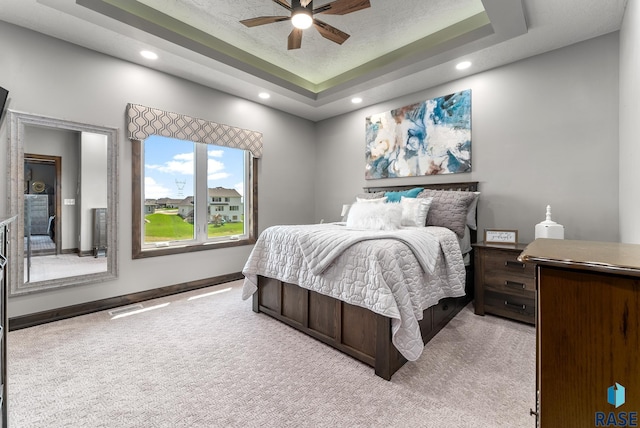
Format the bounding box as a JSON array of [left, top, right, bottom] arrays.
[[208, 172, 231, 180], [208, 157, 225, 173], [146, 151, 194, 175], [144, 177, 172, 199]]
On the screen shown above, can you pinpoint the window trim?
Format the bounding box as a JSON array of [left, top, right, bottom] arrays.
[[131, 139, 258, 259], [126, 104, 262, 259]]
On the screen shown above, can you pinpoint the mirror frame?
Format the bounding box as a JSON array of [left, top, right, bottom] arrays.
[[7, 110, 119, 295]]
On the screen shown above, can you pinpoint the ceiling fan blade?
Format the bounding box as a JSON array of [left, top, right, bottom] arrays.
[[240, 16, 291, 27], [288, 28, 303, 50], [272, 0, 293, 11], [313, 19, 350, 45], [314, 0, 370, 15]]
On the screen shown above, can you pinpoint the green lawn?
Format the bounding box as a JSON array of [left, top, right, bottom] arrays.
[[144, 213, 244, 242]]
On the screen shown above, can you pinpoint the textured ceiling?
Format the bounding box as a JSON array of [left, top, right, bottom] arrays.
[[0, 0, 629, 121], [134, 0, 486, 84]]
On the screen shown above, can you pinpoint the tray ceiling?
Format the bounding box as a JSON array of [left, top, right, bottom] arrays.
[[0, 0, 629, 121]]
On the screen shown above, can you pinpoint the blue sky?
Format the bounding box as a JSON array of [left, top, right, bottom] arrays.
[[144, 135, 245, 199]]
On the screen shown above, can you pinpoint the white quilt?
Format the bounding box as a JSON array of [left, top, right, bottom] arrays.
[[298, 227, 439, 276], [242, 223, 466, 361]]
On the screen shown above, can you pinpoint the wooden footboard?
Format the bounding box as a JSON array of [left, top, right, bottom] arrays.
[[253, 275, 471, 380]]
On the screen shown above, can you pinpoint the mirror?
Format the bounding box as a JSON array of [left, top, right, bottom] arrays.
[[7, 110, 118, 295]]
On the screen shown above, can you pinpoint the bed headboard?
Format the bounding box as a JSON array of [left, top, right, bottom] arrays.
[[362, 180, 480, 248], [363, 181, 478, 193]]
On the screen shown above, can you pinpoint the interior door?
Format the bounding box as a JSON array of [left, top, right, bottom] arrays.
[[24, 155, 61, 256]]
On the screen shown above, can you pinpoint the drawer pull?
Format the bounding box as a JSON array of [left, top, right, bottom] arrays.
[[505, 280, 526, 290], [504, 300, 526, 311], [505, 260, 526, 269]]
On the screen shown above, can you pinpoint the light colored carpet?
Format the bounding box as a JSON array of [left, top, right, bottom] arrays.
[[8, 280, 536, 427]]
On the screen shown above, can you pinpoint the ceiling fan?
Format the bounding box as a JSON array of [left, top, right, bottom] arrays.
[[240, 0, 371, 50]]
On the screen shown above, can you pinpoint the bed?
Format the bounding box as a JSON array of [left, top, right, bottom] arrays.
[[242, 182, 479, 380]]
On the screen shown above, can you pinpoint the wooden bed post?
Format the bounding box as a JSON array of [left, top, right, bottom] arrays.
[[375, 315, 393, 380], [252, 290, 260, 313]]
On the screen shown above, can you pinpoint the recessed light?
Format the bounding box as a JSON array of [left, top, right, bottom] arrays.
[[456, 61, 471, 70], [140, 50, 158, 60], [351, 97, 363, 104], [259, 92, 271, 99]]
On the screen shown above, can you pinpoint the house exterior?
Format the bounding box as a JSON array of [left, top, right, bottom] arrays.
[[208, 187, 243, 223], [176, 196, 194, 219], [144, 200, 157, 214], [170, 190, 242, 223], [156, 198, 183, 208]]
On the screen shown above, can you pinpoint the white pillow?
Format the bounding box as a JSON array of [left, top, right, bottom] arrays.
[[346, 202, 402, 230], [466, 192, 481, 230], [355, 196, 388, 203], [400, 196, 432, 227]]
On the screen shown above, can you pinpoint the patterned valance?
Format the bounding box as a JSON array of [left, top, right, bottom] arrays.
[[126, 103, 263, 158]]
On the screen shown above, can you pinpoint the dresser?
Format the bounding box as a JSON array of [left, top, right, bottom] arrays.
[[0, 216, 15, 428], [520, 239, 640, 428], [24, 194, 49, 235], [473, 242, 535, 324]]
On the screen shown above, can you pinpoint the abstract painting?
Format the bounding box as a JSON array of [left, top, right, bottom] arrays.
[[365, 90, 471, 179]]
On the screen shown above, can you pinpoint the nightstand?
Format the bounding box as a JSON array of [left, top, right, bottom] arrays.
[[473, 242, 535, 324]]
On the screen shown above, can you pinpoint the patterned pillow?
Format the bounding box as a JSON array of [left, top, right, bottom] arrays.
[[417, 189, 477, 238], [355, 191, 385, 200]]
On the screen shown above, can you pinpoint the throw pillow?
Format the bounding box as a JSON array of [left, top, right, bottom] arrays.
[[346, 202, 402, 230], [400, 196, 432, 227], [384, 187, 424, 203], [417, 189, 477, 238]]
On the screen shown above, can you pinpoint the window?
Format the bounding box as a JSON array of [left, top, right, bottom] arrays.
[[128, 104, 261, 258]]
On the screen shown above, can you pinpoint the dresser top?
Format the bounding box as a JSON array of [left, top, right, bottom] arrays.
[[473, 241, 530, 251], [518, 238, 640, 277]]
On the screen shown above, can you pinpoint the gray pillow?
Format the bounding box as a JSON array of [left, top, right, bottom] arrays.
[[355, 191, 385, 200], [417, 189, 477, 238]]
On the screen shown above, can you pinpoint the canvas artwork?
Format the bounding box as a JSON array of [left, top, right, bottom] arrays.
[[365, 90, 471, 179]]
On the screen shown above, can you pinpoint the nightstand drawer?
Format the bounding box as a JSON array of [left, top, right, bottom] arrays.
[[484, 279, 536, 298], [484, 290, 535, 324], [483, 250, 535, 278]]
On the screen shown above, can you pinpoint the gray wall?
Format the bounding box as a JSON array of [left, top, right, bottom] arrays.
[[619, 0, 640, 244], [0, 21, 316, 317], [315, 33, 620, 244]]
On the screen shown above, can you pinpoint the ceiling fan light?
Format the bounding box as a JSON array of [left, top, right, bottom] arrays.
[[291, 8, 312, 29]]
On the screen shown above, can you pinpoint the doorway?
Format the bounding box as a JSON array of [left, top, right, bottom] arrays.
[[24, 155, 62, 281]]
